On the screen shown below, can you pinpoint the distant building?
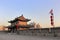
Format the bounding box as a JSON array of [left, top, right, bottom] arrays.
[[36, 23, 41, 28], [0, 26, 8, 31], [0, 26, 4, 31]]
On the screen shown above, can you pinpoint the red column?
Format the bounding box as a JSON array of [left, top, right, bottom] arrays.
[[16, 24, 18, 30]]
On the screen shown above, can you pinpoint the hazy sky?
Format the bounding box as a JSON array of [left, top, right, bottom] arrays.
[[0, 0, 60, 28]]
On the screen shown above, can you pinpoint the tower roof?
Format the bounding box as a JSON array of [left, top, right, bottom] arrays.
[[8, 15, 31, 23], [18, 14, 26, 20]]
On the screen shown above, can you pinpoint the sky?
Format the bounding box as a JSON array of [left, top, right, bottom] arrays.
[[0, 0, 60, 28]]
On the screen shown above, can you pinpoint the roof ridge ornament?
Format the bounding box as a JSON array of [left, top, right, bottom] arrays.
[[21, 14, 23, 16]]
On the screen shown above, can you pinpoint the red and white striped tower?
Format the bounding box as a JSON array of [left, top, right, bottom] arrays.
[[49, 9, 54, 27]]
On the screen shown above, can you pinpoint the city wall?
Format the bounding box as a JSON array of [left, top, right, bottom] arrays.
[[17, 27, 60, 37]]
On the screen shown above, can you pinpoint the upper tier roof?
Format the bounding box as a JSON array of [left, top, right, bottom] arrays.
[[8, 15, 31, 23]]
